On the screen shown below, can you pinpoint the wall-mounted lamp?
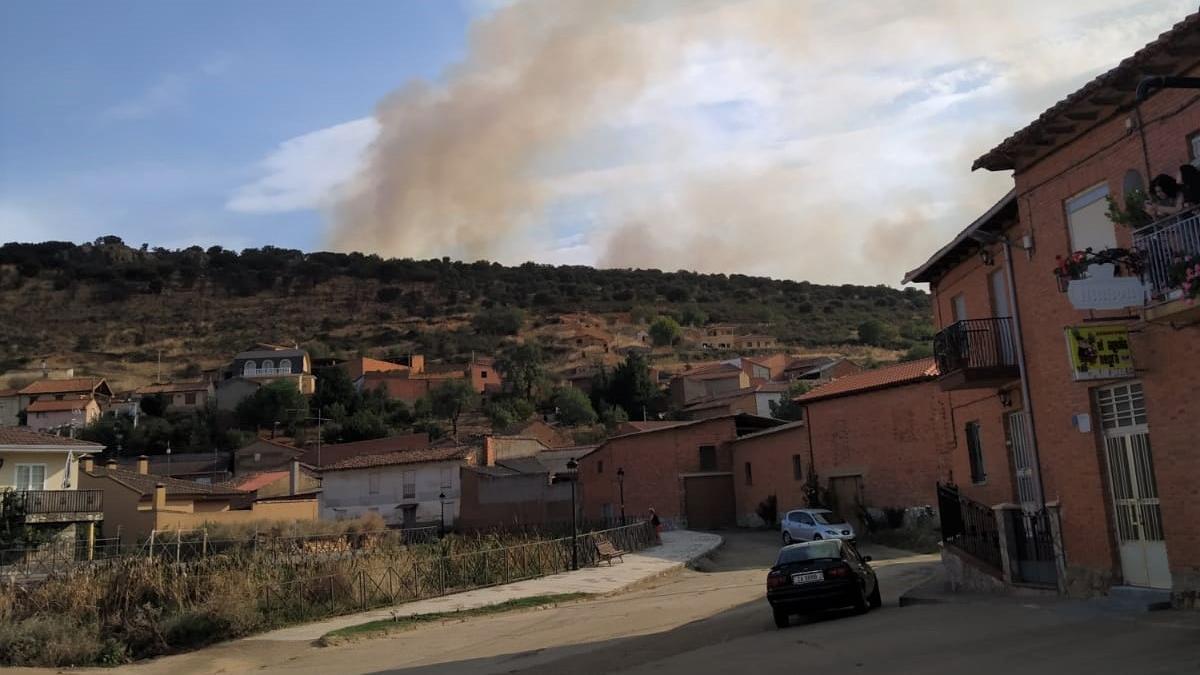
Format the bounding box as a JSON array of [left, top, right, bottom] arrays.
[[979, 248, 995, 266], [998, 389, 1013, 407]]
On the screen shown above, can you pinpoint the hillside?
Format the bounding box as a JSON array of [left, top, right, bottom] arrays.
[[0, 237, 930, 390]]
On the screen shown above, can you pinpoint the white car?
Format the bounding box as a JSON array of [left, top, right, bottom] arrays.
[[781, 508, 856, 545]]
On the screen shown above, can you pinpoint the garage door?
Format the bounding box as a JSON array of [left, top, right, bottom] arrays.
[[684, 474, 736, 530]]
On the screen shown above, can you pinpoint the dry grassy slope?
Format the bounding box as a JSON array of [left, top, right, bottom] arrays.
[[0, 276, 903, 393]]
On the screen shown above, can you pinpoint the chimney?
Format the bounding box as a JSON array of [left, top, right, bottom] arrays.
[[137, 455, 149, 475], [289, 459, 300, 496], [80, 454, 94, 473], [153, 483, 167, 511], [105, 458, 118, 471]]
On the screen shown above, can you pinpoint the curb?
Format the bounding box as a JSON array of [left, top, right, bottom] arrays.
[[605, 533, 725, 595]]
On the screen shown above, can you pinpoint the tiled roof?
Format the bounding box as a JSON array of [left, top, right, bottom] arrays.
[[973, 12, 1200, 172], [729, 420, 807, 443], [796, 358, 938, 403], [308, 433, 432, 466], [117, 452, 230, 476], [323, 445, 473, 472], [135, 381, 211, 394], [903, 191, 1018, 285], [18, 377, 106, 396], [224, 470, 289, 493], [619, 420, 690, 433], [93, 466, 245, 498], [235, 348, 306, 360], [0, 426, 103, 447], [681, 383, 785, 411], [26, 398, 95, 413], [784, 356, 835, 372], [0, 388, 18, 398]]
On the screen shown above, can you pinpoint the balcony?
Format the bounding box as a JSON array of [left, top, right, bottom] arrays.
[[933, 318, 1020, 391], [1132, 208, 1200, 324], [10, 490, 104, 524]]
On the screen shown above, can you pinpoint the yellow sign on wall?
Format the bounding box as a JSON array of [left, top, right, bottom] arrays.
[[1064, 325, 1135, 381]]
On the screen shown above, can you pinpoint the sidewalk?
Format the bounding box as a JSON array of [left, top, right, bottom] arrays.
[[253, 529, 723, 642]]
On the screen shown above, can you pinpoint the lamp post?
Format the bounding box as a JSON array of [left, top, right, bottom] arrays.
[[616, 467, 626, 525], [567, 457, 579, 571], [439, 492, 447, 535]]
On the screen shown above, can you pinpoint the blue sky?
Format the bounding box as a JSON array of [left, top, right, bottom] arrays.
[[0, 0, 471, 250], [1, 1, 1194, 284]]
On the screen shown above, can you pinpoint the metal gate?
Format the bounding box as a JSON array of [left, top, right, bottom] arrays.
[[1098, 382, 1171, 589], [1006, 411, 1039, 510], [1006, 509, 1057, 587]]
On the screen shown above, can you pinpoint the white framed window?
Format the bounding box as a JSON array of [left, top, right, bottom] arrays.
[[1065, 184, 1117, 273], [951, 294, 968, 322], [402, 470, 416, 499], [440, 467, 452, 489], [243, 360, 257, 377], [15, 464, 47, 491], [368, 470, 381, 495], [261, 359, 274, 374], [278, 359, 292, 375]]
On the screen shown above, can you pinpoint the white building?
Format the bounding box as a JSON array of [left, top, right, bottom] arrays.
[[319, 445, 474, 528]]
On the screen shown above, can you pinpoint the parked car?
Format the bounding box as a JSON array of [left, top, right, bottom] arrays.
[[781, 508, 855, 545], [766, 539, 881, 628]]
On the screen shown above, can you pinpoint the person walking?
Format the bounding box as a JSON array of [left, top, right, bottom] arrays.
[[649, 507, 662, 544]]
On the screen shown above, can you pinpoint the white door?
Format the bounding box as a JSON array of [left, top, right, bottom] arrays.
[[1066, 184, 1117, 278], [989, 270, 1016, 365], [1006, 411, 1039, 511], [1098, 383, 1171, 589]]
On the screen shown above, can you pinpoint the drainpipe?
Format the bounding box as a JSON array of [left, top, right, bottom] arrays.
[[1135, 76, 1200, 102], [971, 231, 1048, 510]]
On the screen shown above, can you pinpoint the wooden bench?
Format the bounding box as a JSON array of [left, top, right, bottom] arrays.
[[594, 536, 626, 565]]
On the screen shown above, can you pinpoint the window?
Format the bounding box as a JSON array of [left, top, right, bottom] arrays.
[[402, 470, 416, 499], [966, 421, 986, 484], [744, 462, 753, 485], [440, 467, 452, 489], [792, 455, 803, 481], [278, 359, 292, 375], [261, 359, 274, 374], [480, 370, 488, 379], [598, 460, 604, 474], [951, 294, 968, 322], [368, 471, 381, 495], [1066, 185, 1117, 272], [1122, 169, 1144, 197], [698, 445, 717, 471], [1190, 131, 1200, 164], [183, 392, 196, 405], [15, 464, 46, 491], [243, 360, 257, 377]]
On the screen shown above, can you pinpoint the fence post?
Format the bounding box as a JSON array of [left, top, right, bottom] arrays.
[[202, 530, 208, 558], [993, 503, 1019, 584], [1045, 501, 1069, 595], [148, 529, 155, 559], [176, 529, 182, 564]]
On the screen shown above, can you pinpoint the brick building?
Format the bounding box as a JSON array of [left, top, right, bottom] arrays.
[[577, 414, 782, 529], [728, 421, 810, 528], [796, 359, 956, 532], [905, 12, 1200, 602]]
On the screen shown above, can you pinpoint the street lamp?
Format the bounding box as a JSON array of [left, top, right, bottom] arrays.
[[617, 467, 626, 525], [566, 457, 579, 571], [439, 492, 447, 535]]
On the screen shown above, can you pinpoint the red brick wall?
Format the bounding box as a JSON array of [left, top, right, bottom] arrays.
[[925, 64, 1200, 594], [730, 425, 810, 527], [578, 418, 737, 528], [804, 381, 955, 512]]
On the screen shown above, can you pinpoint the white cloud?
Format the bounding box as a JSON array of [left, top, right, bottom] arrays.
[[226, 117, 380, 214]]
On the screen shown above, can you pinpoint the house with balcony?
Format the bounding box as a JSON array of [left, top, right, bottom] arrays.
[[215, 345, 316, 410], [0, 427, 104, 553], [903, 11, 1200, 606]]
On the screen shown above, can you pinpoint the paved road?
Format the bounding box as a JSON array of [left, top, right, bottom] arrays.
[[44, 531, 1200, 675]]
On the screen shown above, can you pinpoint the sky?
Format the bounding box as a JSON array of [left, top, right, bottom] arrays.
[[1, 0, 1195, 285]]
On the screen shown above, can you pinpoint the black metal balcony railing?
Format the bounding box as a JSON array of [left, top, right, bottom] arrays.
[[1132, 207, 1200, 300], [933, 317, 1018, 375], [937, 483, 1002, 572], [12, 490, 104, 514]]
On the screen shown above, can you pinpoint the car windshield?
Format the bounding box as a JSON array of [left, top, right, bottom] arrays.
[[777, 541, 842, 564], [813, 511, 845, 525]]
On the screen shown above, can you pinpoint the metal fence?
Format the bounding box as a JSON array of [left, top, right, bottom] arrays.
[[937, 483, 1002, 572], [259, 520, 656, 618], [933, 317, 1017, 375], [0, 537, 122, 578], [1133, 207, 1200, 299], [1005, 509, 1057, 587], [13, 489, 104, 514]]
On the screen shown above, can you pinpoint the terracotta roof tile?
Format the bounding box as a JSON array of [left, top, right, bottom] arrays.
[[307, 433, 432, 466], [323, 445, 473, 471], [224, 471, 289, 492], [26, 398, 96, 413], [796, 358, 938, 403], [0, 426, 103, 447], [135, 381, 211, 395], [93, 466, 245, 497], [18, 378, 107, 396]]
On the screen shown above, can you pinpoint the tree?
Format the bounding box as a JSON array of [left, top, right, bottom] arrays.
[[471, 306, 524, 336], [485, 397, 535, 431], [769, 382, 811, 421], [553, 386, 598, 426], [857, 319, 894, 347], [649, 316, 682, 346], [139, 394, 168, 418], [312, 366, 357, 415], [495, 343, 546, 401], [430, 379, 477, 438], [235, 380, 307, 430], [598, 402, 629, 430], [680, 305, 708, 327], [605, 353, 662, 419]]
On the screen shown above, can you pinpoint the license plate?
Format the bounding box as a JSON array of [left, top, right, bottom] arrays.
[[792, 571, 823, 585]]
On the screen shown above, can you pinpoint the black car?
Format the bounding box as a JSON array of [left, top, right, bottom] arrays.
[[766, 539, 881, 628]]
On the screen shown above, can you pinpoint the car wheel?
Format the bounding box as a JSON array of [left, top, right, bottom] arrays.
[[853, 583, 870, 614], [868, 582, 882, 609], [782, 532, 793, 546], [773, 608, 790, 629], [811, 533, 822, 541]]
